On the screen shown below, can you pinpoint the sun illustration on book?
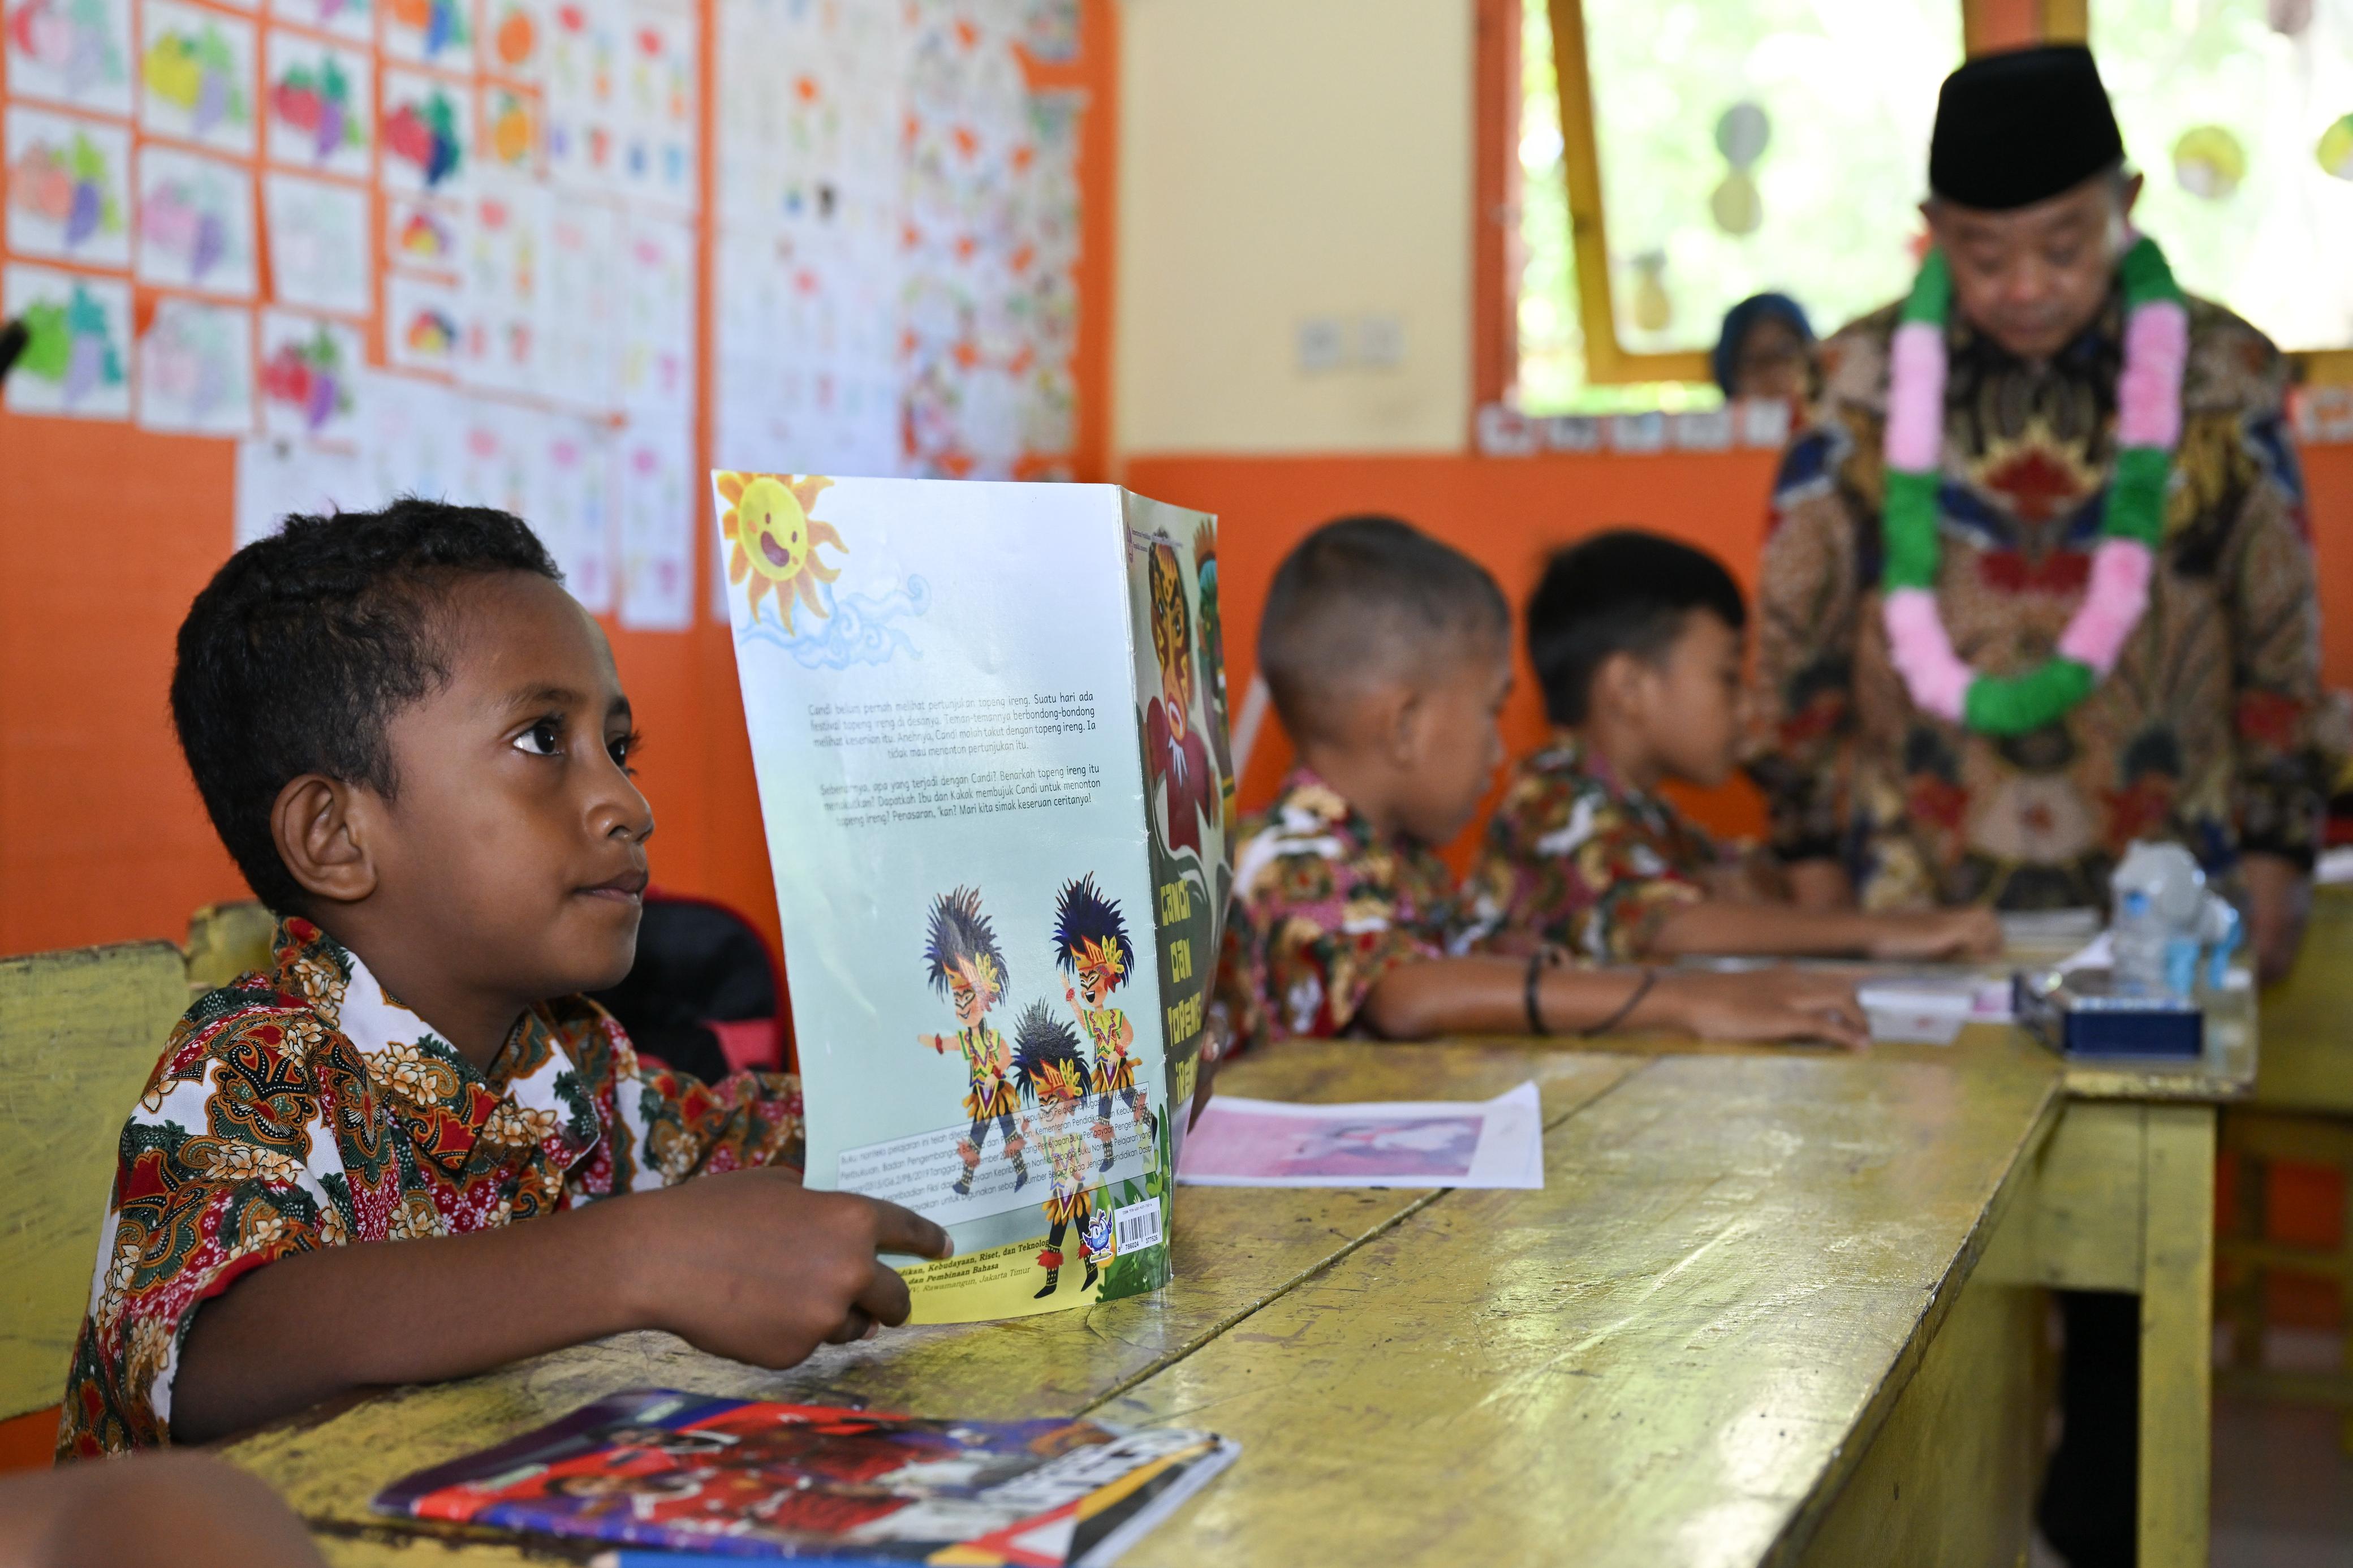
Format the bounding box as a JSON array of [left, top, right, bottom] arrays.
[[716, 472, 846, 631]]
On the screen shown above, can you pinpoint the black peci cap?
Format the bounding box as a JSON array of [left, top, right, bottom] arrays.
[[1929, 44, 2125, 211]]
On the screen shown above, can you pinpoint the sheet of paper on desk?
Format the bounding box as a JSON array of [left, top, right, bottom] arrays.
[[1177, 1081, 1544, 1189], [1857, 976, 2014, 1045]]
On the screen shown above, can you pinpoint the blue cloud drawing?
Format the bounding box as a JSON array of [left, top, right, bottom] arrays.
[[739, 575, 931, 668]]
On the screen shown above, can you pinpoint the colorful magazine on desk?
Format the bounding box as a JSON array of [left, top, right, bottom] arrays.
[[371, 1389, 1238, 1565], [710, 475, 1235, 1323]]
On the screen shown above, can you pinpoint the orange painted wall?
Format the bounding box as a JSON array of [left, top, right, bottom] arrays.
[[0, 0, 1121, 963], [1119, 443, 2353, 867]]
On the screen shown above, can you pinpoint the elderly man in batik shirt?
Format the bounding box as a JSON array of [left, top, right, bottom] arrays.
[[1746, 46, 2345, 1568], [1746, 46, 2342, 990]]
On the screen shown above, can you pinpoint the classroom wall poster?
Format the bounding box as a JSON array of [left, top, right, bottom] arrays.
[[6, 0, 1092, 654]]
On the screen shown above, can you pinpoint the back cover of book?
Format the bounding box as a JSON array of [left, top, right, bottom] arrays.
[[712, 473, 1228, 1320]]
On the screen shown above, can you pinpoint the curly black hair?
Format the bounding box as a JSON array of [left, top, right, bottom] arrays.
[[1011, 1000, 1088, 1105], [170, 499, 561, 915], [1051, 874, 1132, 979], [923, 885, 1006, 1001]]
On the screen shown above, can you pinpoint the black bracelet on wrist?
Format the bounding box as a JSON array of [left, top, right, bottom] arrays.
[[1523, 946, 1558, 1036], [1581, 967, 1658, 1038]]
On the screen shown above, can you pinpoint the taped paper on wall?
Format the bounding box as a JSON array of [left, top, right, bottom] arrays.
[[385, 270, 463, 373], [4, 0, 136, 118], [257, 308, 364, 440], [137, 143, 258, 298], [137, 0, 257, 154], [5, 105, 132, 267], [261, 169, 369, 315], [136, 294, 254, 435], [262, 29, 372, 179], [234, 433, 365, 546], [617, 413, 692, 629], [2, 261, 131, 418]]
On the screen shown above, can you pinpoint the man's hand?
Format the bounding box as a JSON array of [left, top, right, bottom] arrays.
[[1652, 968, 1871, 1051], [622, 1171, 951, 1368], [1864, 906, 2005, 961], [2242, 851, 2313, 987]]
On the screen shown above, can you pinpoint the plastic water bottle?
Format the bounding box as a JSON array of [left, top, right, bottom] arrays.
[[2109, 842, 2206, 998]]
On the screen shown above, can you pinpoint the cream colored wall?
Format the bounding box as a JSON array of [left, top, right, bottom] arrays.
[[1113, 0, 1474, 456]]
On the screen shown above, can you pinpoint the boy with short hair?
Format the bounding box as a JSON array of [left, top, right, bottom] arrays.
[[61, 501, 948, 1458], [1475, 530, 2002, 963], [1212, 515, 1871, 1056]]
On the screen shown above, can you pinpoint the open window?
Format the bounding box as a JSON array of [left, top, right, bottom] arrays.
[[1515, 0, 2353, 412]]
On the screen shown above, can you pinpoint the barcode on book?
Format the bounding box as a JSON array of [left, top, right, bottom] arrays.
[[1111, 1197, 1163, 1254]]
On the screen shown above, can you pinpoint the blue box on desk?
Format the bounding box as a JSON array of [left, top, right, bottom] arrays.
[[2012, 969, 2205, 1060]]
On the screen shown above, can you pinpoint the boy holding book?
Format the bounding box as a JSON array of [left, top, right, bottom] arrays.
[[1212, 516, 1871, 1056], [61, 501, 949, 1458], [1475, 531, 2003, 963]]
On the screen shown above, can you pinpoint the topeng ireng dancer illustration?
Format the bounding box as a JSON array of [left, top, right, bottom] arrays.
[[919, 886, 1026, 1196], [1053, 875, 1154, 1172]]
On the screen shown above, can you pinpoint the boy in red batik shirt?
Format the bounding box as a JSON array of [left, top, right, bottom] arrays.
[[60, 501, 947, 1458]]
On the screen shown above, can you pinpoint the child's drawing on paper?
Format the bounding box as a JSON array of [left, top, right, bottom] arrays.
[[386, 196, 462, 272], [5, 0, 133, 117], [1144, 542, 1213, 860], [137, 145, 256, 296], [262, 173, 370, 317], [1052, 875, 1152, 1172], [381, 69, 468, 192], [919, 888, 1027, 1199], [4, 107, 130, 267], [482, 84, 542, 174], [265, 35, 370, 178], [1190, 1108, 1485, 1183], [258, 312, 360, 439], [386, 273, 462, 372], [1011, 1001, 1100, 1300], [716, 471, 845, 634], [2, 262, 129, 417], [136, 296, 252, 435], [138, 1, 255, 152]]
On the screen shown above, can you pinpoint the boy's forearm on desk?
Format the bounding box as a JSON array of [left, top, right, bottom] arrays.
[[171, 1197, 648, 1444], [1361, 957, 1662, 1039]]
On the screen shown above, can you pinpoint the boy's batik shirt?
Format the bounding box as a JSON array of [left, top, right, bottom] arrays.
[[60, 917, 804, 1458], [1473, 734, 1720, 962], [1212, 768, 1496, 1054]]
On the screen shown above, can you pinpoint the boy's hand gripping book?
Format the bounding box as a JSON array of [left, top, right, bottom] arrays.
[[710, 475, 1235, 1321]]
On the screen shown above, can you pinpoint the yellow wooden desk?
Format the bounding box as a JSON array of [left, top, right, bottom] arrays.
[[222, 1033, 2123, 1568], [1531, 970, 2253, 1568]]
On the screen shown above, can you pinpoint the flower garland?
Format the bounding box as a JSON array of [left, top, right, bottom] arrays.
[[1880, 236, 2186, 735]]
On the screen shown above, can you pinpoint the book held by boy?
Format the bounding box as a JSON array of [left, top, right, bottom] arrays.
[[710, 475, 1235, 1321], [372, 1388, 1238, 1565]]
